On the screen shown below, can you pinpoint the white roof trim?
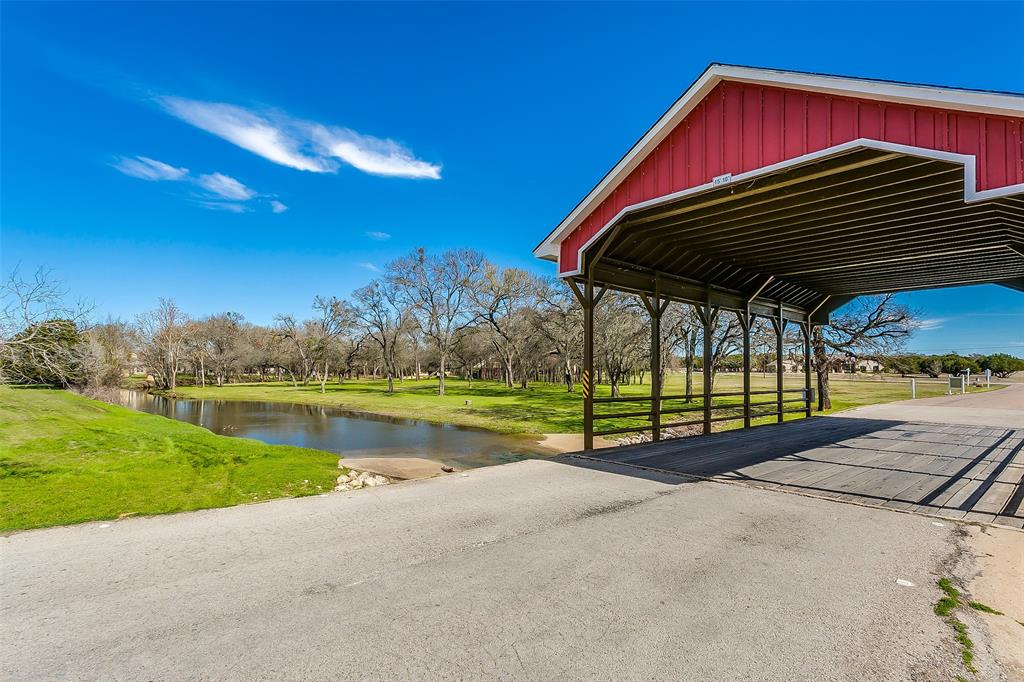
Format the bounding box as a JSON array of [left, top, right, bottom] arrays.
[[556, 139, 1024, 278], [535, 64, 1024, 260]]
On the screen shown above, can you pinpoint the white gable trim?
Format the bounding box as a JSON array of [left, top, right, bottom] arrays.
[[535, 64, 1024, 261]]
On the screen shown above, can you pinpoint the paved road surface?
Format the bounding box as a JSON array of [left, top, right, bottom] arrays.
[[2, 460, 975, 680], [838, 382, 1024, 428]]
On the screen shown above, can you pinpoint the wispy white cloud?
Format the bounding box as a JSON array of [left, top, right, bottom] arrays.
[[198, 172, 256, 200], [158, 97, 332, 173], [112, 155, 279, 213], [918, 318, 948, 331], [365, 230, 391, 241], [199, 201, 248, 213], [310, 125, 441, 179], [359, 262, 380, 272], [156, 96, 441, 180], [112, 155, 189, 181]]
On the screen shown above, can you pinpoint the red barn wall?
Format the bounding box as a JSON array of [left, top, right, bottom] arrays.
[[559, 81, 1024, 274]]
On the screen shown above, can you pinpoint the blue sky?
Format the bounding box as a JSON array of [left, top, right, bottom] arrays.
[[2, 2, 1022, 354]]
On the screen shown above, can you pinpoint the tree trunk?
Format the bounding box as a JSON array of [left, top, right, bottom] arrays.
[[812, 326, 832, 410], [504, 356, 514, 389], [684, 362, 694, 403], [319, 360, 330, 394], [438, 355, 446, 396]]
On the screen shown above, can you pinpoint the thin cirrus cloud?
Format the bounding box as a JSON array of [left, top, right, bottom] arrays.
[[156, 96, 441, 180], [359, 262, 380, 272], [112, 154, 283, 213], [199, 201, 248, 214], [112, 155, 189, 181], [365, 231, 391, 241], [918, 318, 949, 331], [198, 172, 257, 201]]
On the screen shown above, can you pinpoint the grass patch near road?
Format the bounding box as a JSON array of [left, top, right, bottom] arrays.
[[0, 386, 341, 532], [934, 577, 961, 617], [166, 374, 1000, 435], [968, 601, 1003, 615], [933, 577, 981, 675]]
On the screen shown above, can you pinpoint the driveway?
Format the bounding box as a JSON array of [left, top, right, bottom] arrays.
[[0, 459, 998, 681], [838, 382, 1024, 428]]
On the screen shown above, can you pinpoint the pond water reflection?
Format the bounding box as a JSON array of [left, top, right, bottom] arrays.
[[114, 390, 546, 468]]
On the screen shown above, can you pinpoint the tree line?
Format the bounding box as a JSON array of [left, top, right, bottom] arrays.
[[3, 256, 1020, 411], [882, 352, 1024, 379]]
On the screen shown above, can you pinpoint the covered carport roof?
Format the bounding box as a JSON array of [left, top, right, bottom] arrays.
[[535, 65, 1024, 323]]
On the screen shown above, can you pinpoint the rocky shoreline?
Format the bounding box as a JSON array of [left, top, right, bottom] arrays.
[[335, 466, 392, 492]]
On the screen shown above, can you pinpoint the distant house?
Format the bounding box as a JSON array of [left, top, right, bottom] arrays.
[[779, 355, 880, 374], [834, 355, 882, 374]]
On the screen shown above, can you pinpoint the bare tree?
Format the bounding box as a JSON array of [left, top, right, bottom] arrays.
[[273, 313, 315, 386], [450, 326, 487, 387], [705, 311, 743, 390], [353, 279, 410, 393], [813, 294, 920, 409], [196, 312, 246, 387], [472, 264, 540, 389], [84, 318, 134, 387], [135, 299, 191, 390], [531, 278, 582, 392], [307, 296, 356, 394], [389, 248, 483, 396], [595, 293, 647, 397], [657, 303, 698, 398]]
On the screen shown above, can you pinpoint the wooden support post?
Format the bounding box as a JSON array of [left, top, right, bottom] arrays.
[[651, 307, 661, 441], [702, 300, 714, 435], [583, 278, 595, 450], [641, 292, 664, 442], [802, 323, 812, 418], [740, 312, 752, 428], [569, 278, 597, 450], [775, 302, 785, 423]]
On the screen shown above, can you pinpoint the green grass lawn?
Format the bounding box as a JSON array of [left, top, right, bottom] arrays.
[[0, 386, 343, 532], [167, 373, 1000, 435]]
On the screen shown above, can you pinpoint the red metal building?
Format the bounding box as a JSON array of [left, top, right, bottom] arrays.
[[534, 64, 1024, 449], [537, 64, 1023, 279]]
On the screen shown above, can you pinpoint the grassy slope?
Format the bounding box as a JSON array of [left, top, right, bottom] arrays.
[[0, 387, 342, 531], [168, 374, 999, 435]]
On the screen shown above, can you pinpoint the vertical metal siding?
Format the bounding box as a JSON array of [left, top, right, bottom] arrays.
[[560, 82, 1024, 274]]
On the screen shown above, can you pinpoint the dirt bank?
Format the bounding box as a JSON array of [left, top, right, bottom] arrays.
[[340, 457, 456, 480]]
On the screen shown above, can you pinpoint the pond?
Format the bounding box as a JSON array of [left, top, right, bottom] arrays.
[[114, 390, 547, 469]]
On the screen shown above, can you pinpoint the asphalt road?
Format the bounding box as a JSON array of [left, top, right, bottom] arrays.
[[2, 459, 973, 680], [837, 382, 1024, 428]]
